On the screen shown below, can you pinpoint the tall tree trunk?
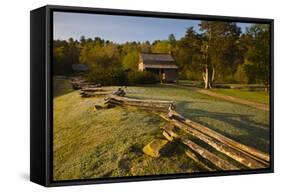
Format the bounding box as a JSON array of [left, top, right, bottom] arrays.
[[202, 66, 215, 89], [202, 65, 209, 89], [209, 67, 215, 88], [264, 81, 269, 93]]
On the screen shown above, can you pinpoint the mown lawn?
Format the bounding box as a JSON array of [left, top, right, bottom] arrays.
[[53, 77, 270, 181], [178, 80, 269, 105], [211, 88, 269, 104], [53, 82, 202, 181]]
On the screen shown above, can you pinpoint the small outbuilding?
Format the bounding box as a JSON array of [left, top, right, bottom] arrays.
[[138, 53, 178, 83], [72, 64, 90, 74]]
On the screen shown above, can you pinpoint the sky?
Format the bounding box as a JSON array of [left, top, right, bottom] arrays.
[[53, 12, 253, 43]]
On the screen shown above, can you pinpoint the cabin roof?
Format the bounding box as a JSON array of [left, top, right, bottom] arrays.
[[72, 64, 90, 72], [140, 53, 175, 63], [139, 53, 178, 69], [144, 64, 178, 69]]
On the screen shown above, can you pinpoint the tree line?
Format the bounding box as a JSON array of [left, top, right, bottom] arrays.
[[53, 21, 270, 88]]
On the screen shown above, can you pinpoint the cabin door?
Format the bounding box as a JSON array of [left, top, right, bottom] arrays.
[[159, 69, 165, 83]]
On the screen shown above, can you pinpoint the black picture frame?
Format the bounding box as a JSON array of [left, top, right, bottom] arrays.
[[30, 5, 274, 187]]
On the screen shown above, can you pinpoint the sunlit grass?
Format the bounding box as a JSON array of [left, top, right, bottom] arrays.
[[211, 88, 269, 104], [53, 90, 200, 180]]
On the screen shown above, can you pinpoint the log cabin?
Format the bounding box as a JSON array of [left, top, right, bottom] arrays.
[[138, 53, 178, 83], [72, 64, 90, 74]]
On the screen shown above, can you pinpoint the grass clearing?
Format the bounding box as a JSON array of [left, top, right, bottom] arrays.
[[178, 80, 269, 105], [211, 88, 269, 105], [53, 77, 270, 181], [53, 92, 201, 180]]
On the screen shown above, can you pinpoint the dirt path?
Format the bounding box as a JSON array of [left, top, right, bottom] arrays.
[[168, 84, 269, 111]]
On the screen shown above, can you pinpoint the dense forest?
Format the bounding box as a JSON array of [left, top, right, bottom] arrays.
[[53, 21, 270, 88]]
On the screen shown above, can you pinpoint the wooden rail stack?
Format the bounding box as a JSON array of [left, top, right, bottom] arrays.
[[105, 94, 174, 112], [70, 77, 113, 97], [70, 77, 101, 90], [160, 110, 270, 171]]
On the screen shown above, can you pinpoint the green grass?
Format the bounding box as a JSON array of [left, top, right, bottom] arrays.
[[177, 80, 269, 104], [126, 85, 269, 152], [211, 88, 269, 104], [53, 77, 270, 181], [53, 91, 201, 180]]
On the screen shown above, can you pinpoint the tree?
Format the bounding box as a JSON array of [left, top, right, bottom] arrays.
[[176, 27, 203, 80], [122, 51, 139, 70], [243, 24, 270, 91], [53, 45, 66, 75], [168, 34, 177, 48], [151, 40, 172, 53], [79, 37, 121, 68], [199, 21, 241, 88], [53, 38, 80, 75], [80, 36, 86, 46], [201, 41, 212, 88], [140, 41, 151, 53]]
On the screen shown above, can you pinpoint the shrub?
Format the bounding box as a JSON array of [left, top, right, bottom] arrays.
[[223, 74, 237, 84], [86, 65, 158, 86], [127, 71, 158, 85], [122, 51, 139, 70], [86, 65, 128, 86], [234, 65, 249, 84]]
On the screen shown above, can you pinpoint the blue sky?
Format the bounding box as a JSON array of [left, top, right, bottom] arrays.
[[53, 12, 253, 43]]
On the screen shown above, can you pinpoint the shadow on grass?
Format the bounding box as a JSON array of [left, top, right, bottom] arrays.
[[161, 142, 186, 157], [53, 77, 75, 98], [176, 101, 270, 153]]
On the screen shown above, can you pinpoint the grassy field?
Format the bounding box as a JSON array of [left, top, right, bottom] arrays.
[[210, 88, 269, 105], [53, 77, 270, 181], [178, 80, 269, 104]]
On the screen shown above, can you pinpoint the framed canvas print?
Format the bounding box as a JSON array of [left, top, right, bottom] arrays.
[[30, 5, 274, 187]]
